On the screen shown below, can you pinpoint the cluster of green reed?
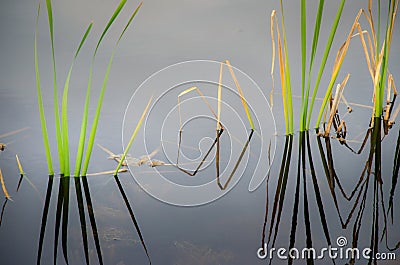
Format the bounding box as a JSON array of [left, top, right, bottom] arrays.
[[265, 1, 347, 263], [34, 1, 154, 264], [263, 1, 399, 264], [35, 0, 143, 177]]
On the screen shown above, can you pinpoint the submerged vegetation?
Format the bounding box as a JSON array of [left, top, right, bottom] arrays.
[[264, 0, 400, 264]]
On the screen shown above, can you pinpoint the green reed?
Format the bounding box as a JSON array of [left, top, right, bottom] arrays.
[[34, 0, 143, 177]]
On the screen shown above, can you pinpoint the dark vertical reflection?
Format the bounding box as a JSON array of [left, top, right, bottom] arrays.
[[52, 176, 70, 265], [261, 139, 272, 249], [37, 175, 54, 265], [306, 131, 332, 256], [37, 174, 104, 265], [265, 134, 293, 265], [74, 177, 89, 265], [349, 171, 369, 265], [316, 131, 368, 229], [176, 129, 224, 176], [316, 117, 400, 265], [61, 176, 70, 265], [218, 129, 254, 190], [113, 174, 152, 265], [387, 129, 400, 222], [81, 175, 104, 265], [16, 174, 24, 192], [288, 134, 301, 265], [175, 127, 254, 191], [262, 131, 337, 265], [301, 132, 314, 265], [370, 117, 382, 265], [53, 175, 65, 265], [0, 199, 8, 227]]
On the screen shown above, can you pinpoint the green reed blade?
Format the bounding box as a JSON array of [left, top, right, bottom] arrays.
[[114, 96, 152, 175], [35, 3, 54, 176], [375, 45, 387, 117], [117, 2, 143, 43], [75, 0, 127, 177], [375, 1, 397, 117], [309, 0, 324, 77], [81, 50, 116, 176], [61, 23, 93, 177], [302, 0, 325, 130], [300, 0, 306, 132], [74, 65, 92, 177], [94, 0, 128, 56], [45, 0, 64, 174], [309, 0, 346, 129], [76, 1, 142, 177], [74, 23, 93, 59], [280, 0, 293, 134], [376, 0, 381, 63]]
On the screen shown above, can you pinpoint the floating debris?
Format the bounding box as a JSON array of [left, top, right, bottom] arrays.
[[97, 143, 160, 168], [87, 168, 128, 177]]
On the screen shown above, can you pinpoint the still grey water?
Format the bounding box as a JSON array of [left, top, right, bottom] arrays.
[[0, 0, 399, 264]]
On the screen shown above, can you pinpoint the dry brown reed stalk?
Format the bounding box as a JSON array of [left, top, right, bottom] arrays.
[[174, 60, 254, 191], [15, 155, 24, 175], [320, 2, 399, 149], [384, 74, 397, 133], [324, 74, 350, 137], [316, 10, 364, 132], [15, 154, 25, 192], [270, 9, 290, 134], [0, 169, 11, 201]]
